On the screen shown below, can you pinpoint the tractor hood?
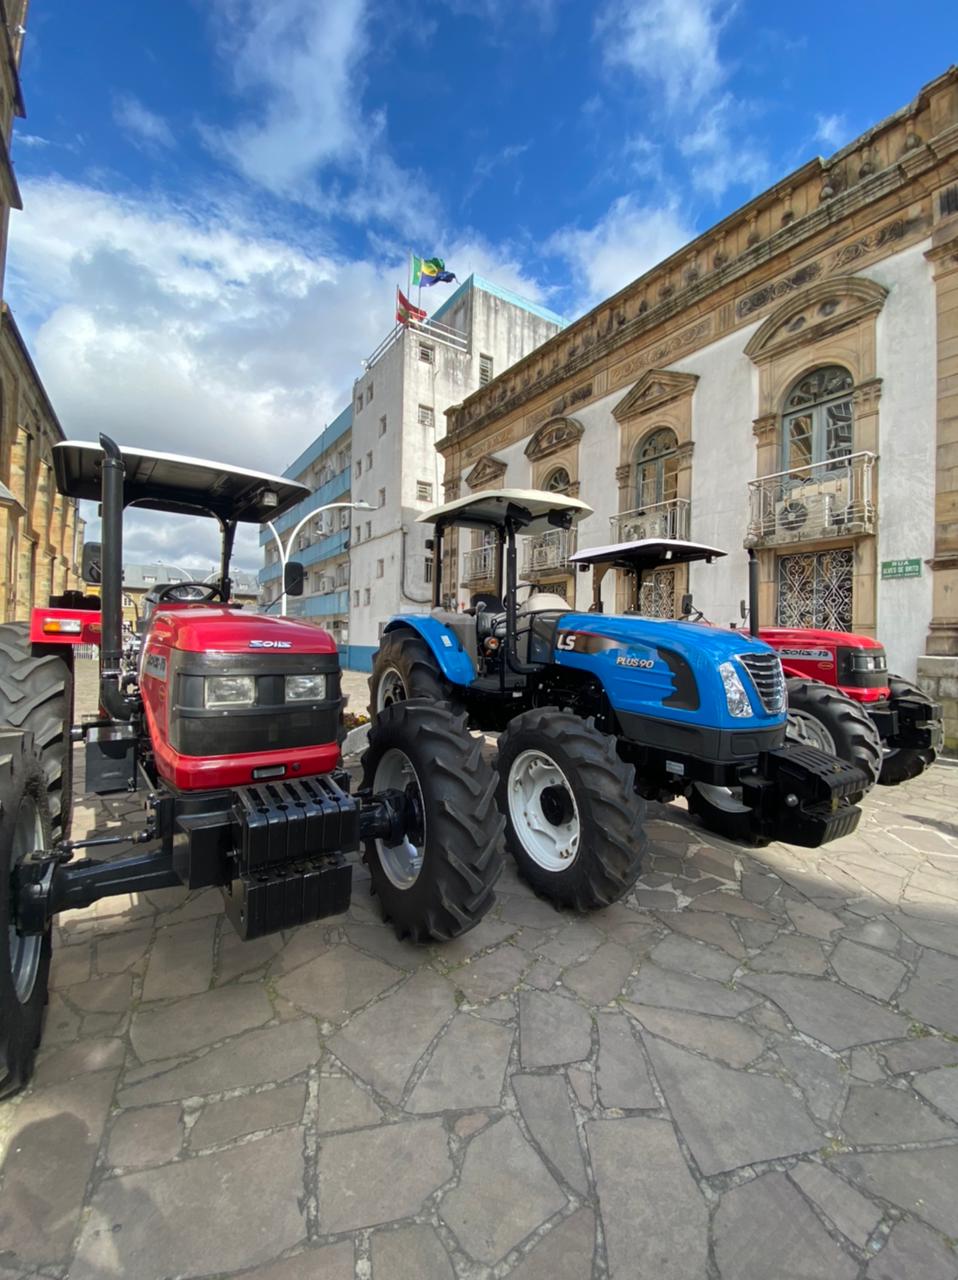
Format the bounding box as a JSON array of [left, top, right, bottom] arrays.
[[551, 611, 788, 733], [146, 606, 338, 656]]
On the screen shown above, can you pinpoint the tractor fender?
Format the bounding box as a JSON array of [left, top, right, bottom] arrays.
[[382, 617, 476, 687]]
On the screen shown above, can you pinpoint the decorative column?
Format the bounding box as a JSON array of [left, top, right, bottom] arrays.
[[614, 464, 632, 612], [919, 210, 958, 747], [751, 414, 779, 628]]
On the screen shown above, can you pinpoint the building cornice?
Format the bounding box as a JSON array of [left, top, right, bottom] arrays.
[[439, 66, 958, 457]]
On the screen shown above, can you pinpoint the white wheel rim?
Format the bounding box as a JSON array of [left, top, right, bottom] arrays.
[[376, 666, 407, 713], [787, 710, 836, 755], [694, 783, 749, 814], [372, 748, 425, 890], [507, 749, 580, 872], [8, 794, 42, 1003]]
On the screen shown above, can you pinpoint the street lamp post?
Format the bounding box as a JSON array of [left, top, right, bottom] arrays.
[[266, 501, 373, 616]]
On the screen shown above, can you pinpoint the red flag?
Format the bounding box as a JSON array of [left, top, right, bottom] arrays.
[[396, 287, 426, 325]]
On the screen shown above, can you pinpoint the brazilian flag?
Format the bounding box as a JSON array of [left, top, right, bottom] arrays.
[[411, 254, 457, 287]]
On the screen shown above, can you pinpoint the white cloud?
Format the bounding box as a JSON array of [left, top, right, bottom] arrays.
[[547, 194, 694, 308], [6, 179, 553, 569], [205, 0, 369, 191], [7, 177, 381, 571], [113, 94, 175, 150], [16, 132, 51, 148], [598, 0, 729, 111], [679, 93, 768, 197], [815, 111, 850, 152], [198, 0, 438, 235]]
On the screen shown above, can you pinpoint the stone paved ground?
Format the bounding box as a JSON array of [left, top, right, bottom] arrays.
[[1, 662, 957, 1278]]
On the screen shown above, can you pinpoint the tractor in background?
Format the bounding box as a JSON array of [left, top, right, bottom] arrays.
[[369, 489, 866, 902], [571, 536, 942, 794], [759, 626, 941, 786], [1, 436, 503, 1096]]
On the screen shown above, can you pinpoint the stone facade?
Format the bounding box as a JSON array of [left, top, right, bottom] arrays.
[[0, 5, 82, 623], [439, 68, 958, 744], [0, 306, 82, 620]]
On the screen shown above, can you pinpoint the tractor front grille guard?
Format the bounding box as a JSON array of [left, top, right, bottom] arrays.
[[738, 651, 786, 715]]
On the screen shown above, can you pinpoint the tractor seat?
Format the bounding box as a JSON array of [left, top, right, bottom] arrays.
[[487, 592, 571, 640], [518, 592, 570, 615]]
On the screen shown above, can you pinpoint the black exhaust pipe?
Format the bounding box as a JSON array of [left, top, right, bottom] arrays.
[[748, 549, 760, 638], [98, 434, 134, 720]]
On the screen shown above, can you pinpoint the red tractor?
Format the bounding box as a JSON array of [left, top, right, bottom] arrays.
[[757, 627, 941, 787], [1, 436, 503, 1096], [571, 537, 942, 795]]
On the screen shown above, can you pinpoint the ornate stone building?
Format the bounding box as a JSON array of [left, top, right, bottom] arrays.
[[0, 306, 82, 619], [438, 68, 958, 744], [0, 3, 82, 622]]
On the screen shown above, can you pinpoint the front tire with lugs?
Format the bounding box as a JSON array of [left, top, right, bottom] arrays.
[[0, 733, 53, 1098], [361, 701, 504, 941], [496, 709, 647, 911]]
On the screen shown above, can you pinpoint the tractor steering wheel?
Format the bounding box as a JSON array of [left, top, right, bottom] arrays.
[[155, 581, 222, 604]]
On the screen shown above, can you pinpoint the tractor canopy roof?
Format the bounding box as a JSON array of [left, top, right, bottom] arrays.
[[52, 441, 309, 524], [570, 538, 728, 571], [418, 488, 593, 535]]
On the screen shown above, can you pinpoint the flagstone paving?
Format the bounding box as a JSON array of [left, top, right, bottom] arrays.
[[2, 694, 958, 1277]]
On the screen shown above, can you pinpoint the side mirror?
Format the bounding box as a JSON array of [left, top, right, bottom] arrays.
[[284, 562, 305, 596], [81, 542, 102, 584], [739, 599, 747, 619], [680, 593, 693, 616]]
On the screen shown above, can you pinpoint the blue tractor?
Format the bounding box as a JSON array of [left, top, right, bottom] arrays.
[[368, 490, 866, 912]]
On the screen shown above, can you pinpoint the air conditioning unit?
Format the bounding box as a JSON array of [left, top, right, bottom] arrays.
[[775, 498, 810, 535], [776, 476, 848, 536], [622, 511, 670, 541], [319, 577, 334, 594]]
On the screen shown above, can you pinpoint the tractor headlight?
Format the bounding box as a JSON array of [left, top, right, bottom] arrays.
[[205, 675, 256, 708], [285, 674, 327, 702], [719, 662, 754, 718], [850, 651, 886, 673]]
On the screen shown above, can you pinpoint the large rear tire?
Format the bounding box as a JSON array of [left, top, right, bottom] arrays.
[[878, 674, 942, 786], [368, 630, 457, 720], [495, 709, 647, 911], [786, 677, 881, 797], [0, 623, 74, 841], [0, 734, 53, 1099], [361, 701, 503, 941]]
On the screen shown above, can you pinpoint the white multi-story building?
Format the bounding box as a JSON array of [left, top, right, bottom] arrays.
[[258, 404, 353, 649], [347, 274, 565, 669]]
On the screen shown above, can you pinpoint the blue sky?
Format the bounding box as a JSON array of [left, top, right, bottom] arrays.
[[5, 0, 956, 567]]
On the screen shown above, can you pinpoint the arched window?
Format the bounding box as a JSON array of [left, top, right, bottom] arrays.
[[634, 428, 678, 509], [781, 366, 854, 473], [543, 466, 571, 493]]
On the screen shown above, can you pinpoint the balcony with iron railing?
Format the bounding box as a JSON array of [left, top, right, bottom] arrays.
[[745, 451, 877, 548], [520, 529, 575, 579], [611, 498, 690, 544], [462, 544, 496, 585]]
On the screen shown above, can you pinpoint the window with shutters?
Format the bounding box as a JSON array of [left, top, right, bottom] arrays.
[[416, 480, 433, 502], [479, 353, 493, 385], [418, 404, 435, 428], [781, 366, 854, 473]]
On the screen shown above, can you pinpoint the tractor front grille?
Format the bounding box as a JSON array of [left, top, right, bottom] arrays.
[[738, 651, 786, 715]]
